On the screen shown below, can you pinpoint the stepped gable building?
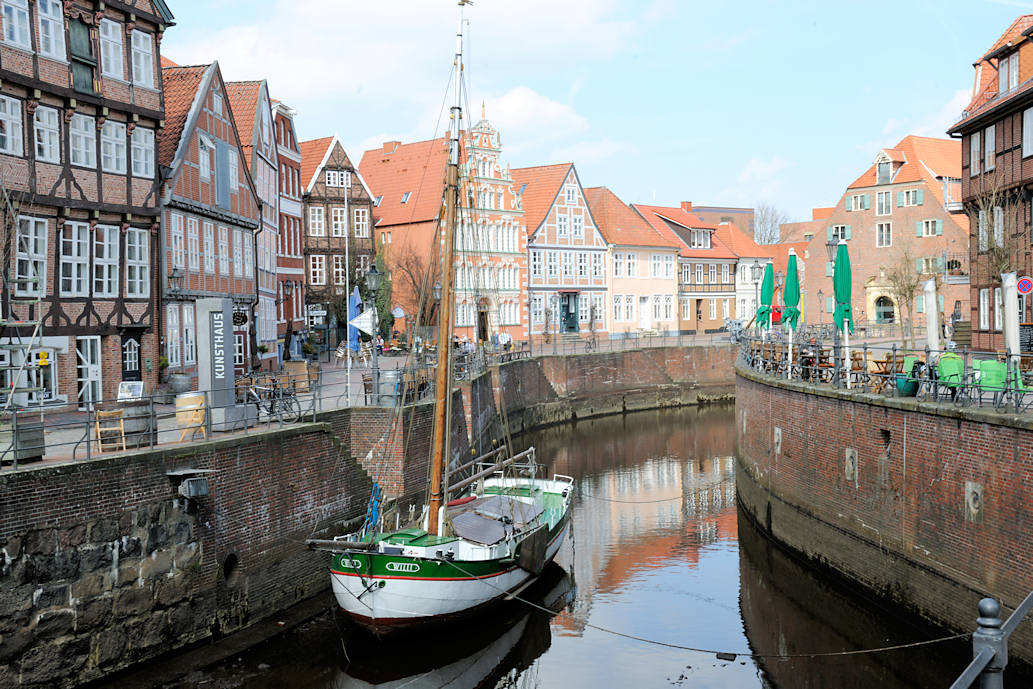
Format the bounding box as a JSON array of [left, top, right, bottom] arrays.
[[159, 62, 261, 382], [511, 163, 606, 340], [225, 80, 279, 367], [803, 135, 968, 331], [585, 187, 680, 336], [0, 0, 174, 409], [948, 15, 1033, 350], [633, 202, 737, 333], [360, 109, 527, 343], [272, 100, 305, 359], [299, 136, 374, 339]]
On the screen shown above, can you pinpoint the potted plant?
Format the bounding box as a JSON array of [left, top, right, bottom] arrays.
[[257, 344, 269, 355], [302, 342, 317, 361]]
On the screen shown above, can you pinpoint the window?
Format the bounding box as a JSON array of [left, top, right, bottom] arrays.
[[626, 253, 636, 277], [1025, 108, 1033, 158], [218, 226, 229, 275], [0, 96, 23, 156], [970, 131, 980, 176], [93, 225, 118, 297], [979, 288, 990, 330], [565, 185, 576, 203], [100, 121, 126, 173], [36, 0, 64, 60], [830, 224, 849, 241], [169, 213, 184, 268], [708, 298, 716, 320], [309, 255, 326, 285], [919, 256, 940, 274], [592, 253, 602, 278], [546, 251, 558, 277], [198, 135, 213, 179], [353, 208, 369, 237], [15, 216, 45, 296], [562, 251, 573, 277], [723, 299, 730, 319], [847, 194, 868, 211], [995, 287, 1003, 331], [612, 294, 622, 322], [709, 264, 717, 283], [60, 222, 89, 296], [578, 294, 589, 322], [557, 213, 568, 237], [920, 219, 941, 237], [876, 190, 891, 215], [34, 106, 59, 163], [682, 297, 690, 320], [3, 0, 30, 49], [228, 148, 238, 188], [978, 209, 988, 251], [166, 305, 180, 368], [695, 263, 703, 283], [308, 206, 325, 235], [69, 114, 96, 167], [212, 92, 222, 116], [333, 255, 346, 285], [901, 189, 921, 206], [125, 227, 148, 297], [681, 264, 690, 284], [624, 295, 634, 322], [131, 127, 154, 177], [572, 215, 584, 238], [613, 252, 622, 278], [532, 295, 544, 324], [651, 254, 662, 277], [577, 252, 587, 278], [123, 338, 139, 373], [665, 295, 674, 321], [721, 264, 730, 283], [186, 218, 199, 270], [877, 222, 892, 247], [877, 160, 891, 185], [182, 304, 196, 365], [999, 52, 1020, 94], [233, 229, 243, 277], [664, 255, 674, 279], [374, 195, 383, 207], [984, 125, 996, 171], [652, 295, 662, 320], [994, 206, 1004, 247], [331, 207, 347, 237], [326, 170, 350, 187], [531, 250, 542, 278], [401, 191, 411, 204], [131, 30, 154, 87], [689, 229, 711, 249]]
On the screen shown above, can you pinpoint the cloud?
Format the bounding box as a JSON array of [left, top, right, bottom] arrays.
[[717, 157, 790, 205], [549, 139, 634, 164]]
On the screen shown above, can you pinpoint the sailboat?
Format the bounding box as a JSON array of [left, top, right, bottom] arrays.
[[307, 1, 573, 637]]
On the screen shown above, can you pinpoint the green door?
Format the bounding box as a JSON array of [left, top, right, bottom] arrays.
[[561, 294, 579, 333]]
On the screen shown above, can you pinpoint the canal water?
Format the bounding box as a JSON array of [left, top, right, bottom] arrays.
[[156, 406, 971, 689]]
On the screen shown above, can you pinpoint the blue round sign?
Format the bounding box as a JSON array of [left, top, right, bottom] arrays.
[[1019, 277, 1033, 295]]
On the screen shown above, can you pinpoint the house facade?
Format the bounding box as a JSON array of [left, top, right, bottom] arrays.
[[0, 0, 173, 409], [512, 163, 606, 340], [948, 15, 1033, 350], [633, 202, 738, 333], [585, 187, 680, 336], [226, 80, 279, 366], [300, 136, 374, 344], [159, 62, 260, 383], [272, 100, 305, 359], [802, 135, 969, 331]]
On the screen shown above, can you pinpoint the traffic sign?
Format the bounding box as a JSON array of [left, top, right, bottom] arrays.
[[308, 307, 327, 317], [348, 308, 376, 336], [1019, 276, 1033, 295]]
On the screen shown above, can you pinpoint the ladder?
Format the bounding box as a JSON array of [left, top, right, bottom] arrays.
[[0, 182, 47, 467]]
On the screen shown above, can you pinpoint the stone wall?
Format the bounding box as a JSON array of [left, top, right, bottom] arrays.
[[736, 361, 1033, 664]]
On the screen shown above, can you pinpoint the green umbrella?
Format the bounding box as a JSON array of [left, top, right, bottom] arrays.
[[832, 242, 854, 334], [782, 252, 800, 331], [756, 263, 774, 329]]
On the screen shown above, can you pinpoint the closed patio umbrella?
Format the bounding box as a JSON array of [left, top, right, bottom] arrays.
[[756, 263, 774, 332], [783, 250, 801, 378], [832, 240, 854, 388]]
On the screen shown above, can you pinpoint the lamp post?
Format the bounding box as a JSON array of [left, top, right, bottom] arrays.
[[750, 259, 762, 324], [276, 280, 296, 360], [817, 289, 824, 324], [365, 265, 382, 405], [824, 240, 843, 386]]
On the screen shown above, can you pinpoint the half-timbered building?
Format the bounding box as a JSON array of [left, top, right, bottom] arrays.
[[159, 61, 260, 383], [272, 100, 304, 359], [0, 0, 173, 409], [300, 136, 374, 341], [512, 163, 606, 340]]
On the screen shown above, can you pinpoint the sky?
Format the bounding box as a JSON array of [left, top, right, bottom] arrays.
[[162, 0, 1032, 223]]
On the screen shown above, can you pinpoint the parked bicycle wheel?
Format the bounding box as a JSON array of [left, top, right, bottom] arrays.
[[277, 395, 302, 423]]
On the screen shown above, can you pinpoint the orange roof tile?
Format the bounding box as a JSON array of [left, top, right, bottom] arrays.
[[981, 15, 1033, 61], [510, 163, 572, 236], [713, 221, 769, 259], [358, 138, 450, 227], [584, 188, 678, 249], [299, 137, 334, 191], [846, 135, 960, 205], [951, 16, 1033, 128], [631, 203, 736, 259], [160, 55, 178, 68], [811, 207, 833, 221], [158, 64, 210, 167], [224, 81, 261, 158]]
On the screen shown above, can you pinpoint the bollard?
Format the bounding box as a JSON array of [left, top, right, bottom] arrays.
[[891, 344, 898, 397], [974, 598, 1006, 689], [863, 343, 869, 393]]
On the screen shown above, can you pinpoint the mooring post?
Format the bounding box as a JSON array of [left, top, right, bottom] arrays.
[[974, 598, 1006, 689]]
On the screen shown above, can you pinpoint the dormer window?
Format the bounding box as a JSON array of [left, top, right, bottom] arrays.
[[999, 52, 1020, 94], [689, 229, 711, 249], [877, 160, 891, 185]]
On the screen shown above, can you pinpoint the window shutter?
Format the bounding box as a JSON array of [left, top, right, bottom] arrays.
[[935, 256, 943, 271], [845, 197, 851, 212], [69, 21, 96, 94], [864, 195, 871, 210], [916, 258, 923, 273], [915, 221, 923, 237], [825, 261, 833, 277], [826, 226, 833, 241], [939, 295, 944, 312], [916, 295, 925, 313], [936, 219, 943, 236], [216, 141, 230, 210], [916, 189, 924, 205], [897, 191, 904, 207], [844, 225, 852, 240], [826, 296, 834, 313]]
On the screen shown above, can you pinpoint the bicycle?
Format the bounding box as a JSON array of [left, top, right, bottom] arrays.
[[584, 335, 598, 353], [246, 378, 302, 423]]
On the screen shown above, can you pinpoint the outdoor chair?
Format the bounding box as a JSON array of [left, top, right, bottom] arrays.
[[973, 359, 1009, 409], [285, 360, 309, 392], [361, 372, 373, 405], [934, 352, 965, 402], [175, 393, 208, 442], [94, 409, 126, 453]]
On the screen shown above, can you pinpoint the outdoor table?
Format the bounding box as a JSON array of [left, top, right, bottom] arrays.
[[871, 358, 902, 393]]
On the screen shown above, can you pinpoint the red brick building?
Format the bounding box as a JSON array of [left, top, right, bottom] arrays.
[[948, 15, 1033, 350], [272, 100, 305, 359], [159, 62, 261, 382], [0, 0, 173, 409]]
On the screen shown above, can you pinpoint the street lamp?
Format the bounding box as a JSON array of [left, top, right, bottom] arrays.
[[276, 280, 296, 361], [750, 259, 762, 323], [817, 289, 824, 323], [365, 265, 382, 405], [167, 267, 184, 296]]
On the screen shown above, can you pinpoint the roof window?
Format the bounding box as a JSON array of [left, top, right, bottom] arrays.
[[374, 195, 383, 207], [401, 191, 412, 204]]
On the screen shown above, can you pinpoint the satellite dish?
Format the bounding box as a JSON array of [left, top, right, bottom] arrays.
[[391, 306, 405, 319]]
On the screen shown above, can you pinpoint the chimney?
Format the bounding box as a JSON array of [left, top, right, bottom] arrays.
[[383, 141, 400, 154], [680, 201, 693, 213]]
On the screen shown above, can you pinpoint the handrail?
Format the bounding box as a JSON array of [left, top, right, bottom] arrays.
[[949, 593, 1033, 688]]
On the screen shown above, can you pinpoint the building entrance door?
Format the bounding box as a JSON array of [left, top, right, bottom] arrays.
[[477, 307, 489, 342], [560, 293, 579, 332], [639, 296, 650, 330], [76, 336, 102, 409]]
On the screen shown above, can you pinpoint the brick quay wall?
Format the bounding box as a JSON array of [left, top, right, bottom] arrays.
[[735, 360, 1033, 664], [0, 344, 735, 688]]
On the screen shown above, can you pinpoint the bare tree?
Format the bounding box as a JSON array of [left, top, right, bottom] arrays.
[[390, 241, 440, 326], [754, 202, 790, 245], [885, 245, 923, 348], [968, 168, 1022, 284]]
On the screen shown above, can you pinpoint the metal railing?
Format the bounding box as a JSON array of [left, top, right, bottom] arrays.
[[739, 330, 1033, 414], [950, 592, 1033, 688]]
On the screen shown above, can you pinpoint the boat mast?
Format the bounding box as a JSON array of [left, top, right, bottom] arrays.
[[428, 0, 469, 536]]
